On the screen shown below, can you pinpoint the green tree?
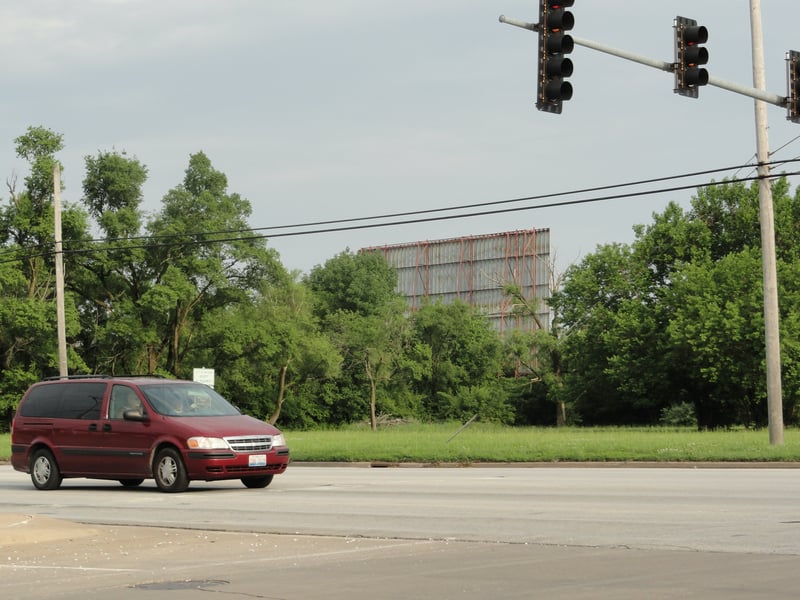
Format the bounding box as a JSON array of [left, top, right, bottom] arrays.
[[0, 261, 47, 424], [72, 150, 150, 374], [502, 267, 570, 425], [83, 150, 148, 238], [0, 127, 89, 422], [306, 249, 399, 318], [409, 301, 506, 422], [194, 278, 341, 427], [554, 178, 800, 428], [777, 258, 800, 424], [5, 127, 72, 297], [306, 250, 407, 428], [667, 250, 767, 427], [74, 149, 287, 381], [14, 126, 63, 209], [144, 152, 284, 376], [553, 243, 664, 424]]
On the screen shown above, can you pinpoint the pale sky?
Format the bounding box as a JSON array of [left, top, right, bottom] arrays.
[[2, 1, 798, 276]]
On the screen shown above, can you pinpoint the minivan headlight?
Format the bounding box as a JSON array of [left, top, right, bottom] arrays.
[[272, 434, 286, 447], [187, 437, 229, 450]]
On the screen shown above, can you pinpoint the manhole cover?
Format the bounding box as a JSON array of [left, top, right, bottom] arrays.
[[133, 579, 229, 591]]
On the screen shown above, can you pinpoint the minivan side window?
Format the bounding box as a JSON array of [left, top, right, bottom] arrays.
[[19, 382, 106, 420], [109, 385, 144, 419]]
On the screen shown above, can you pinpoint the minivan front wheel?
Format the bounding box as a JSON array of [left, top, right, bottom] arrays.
[[241, 475, 273, 489], [119, 478, 144, 488], [153, 448, 189, 493], [30, 448, 63, 490]]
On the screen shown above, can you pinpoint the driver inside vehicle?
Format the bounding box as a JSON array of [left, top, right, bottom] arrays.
[[163, 392, 187, 415], [188, 392, 212, 414]]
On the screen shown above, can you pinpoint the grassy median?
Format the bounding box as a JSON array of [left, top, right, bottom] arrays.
[[3, 424, 800, 464], [284, 424, 800, 463]]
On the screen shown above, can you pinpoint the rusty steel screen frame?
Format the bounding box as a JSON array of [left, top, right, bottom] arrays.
[[364, 229, 551, 333]]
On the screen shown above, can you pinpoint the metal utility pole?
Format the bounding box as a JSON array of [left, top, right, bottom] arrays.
[[499, 15, 787, 107], [750, 0, 783, 445], [53, 164, 68, 378], [501, 6, 788, 444]]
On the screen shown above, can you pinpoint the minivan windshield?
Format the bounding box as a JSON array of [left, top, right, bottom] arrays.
[[140, 383, 241, 417]]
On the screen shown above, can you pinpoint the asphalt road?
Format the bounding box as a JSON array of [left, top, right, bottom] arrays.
[[2, 463, 800, 599]]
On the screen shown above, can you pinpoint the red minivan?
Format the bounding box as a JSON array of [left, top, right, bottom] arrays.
[[11, 376, 290, 493]]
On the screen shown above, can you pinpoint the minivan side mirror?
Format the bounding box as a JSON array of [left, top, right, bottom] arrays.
[[123, 409, 148, 422]]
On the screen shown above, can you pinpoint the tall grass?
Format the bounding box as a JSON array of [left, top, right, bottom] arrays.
[[2, 425, 800, 464]]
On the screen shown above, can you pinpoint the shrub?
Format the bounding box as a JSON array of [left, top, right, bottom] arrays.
[[659, 402, 698, 427]]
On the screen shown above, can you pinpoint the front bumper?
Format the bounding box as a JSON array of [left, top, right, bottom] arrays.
[[184, 448, 290, 480]]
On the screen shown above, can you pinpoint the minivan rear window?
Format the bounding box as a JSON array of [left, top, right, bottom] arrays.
[[19, 382, 106, 419]]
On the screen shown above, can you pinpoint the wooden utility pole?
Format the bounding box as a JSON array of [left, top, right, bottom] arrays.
[[53, 164, 68, 378], [750, 0, 783, 445]]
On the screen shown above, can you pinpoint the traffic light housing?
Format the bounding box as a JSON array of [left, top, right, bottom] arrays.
[[537, 1, 575, 114], [674, 16, 709, 98], [787, 50, 800, 123]]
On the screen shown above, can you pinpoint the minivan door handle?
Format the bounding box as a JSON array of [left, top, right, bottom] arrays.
[[88, 423, 98, 432], [102, 423, 112, 432]]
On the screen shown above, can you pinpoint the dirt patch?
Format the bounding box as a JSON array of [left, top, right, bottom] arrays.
[[0, 513, 100, 547]]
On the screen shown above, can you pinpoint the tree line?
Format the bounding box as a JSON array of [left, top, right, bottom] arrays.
[[2, 126, 799, 431]]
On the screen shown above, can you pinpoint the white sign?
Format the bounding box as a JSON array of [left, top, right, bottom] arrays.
[[192, 368, 215, 389]]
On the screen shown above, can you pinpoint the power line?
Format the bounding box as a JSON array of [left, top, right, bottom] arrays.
[[1, 158, 786, 257], [734, 134, 800, 178], [3, 167, 798, 263], [71, 158, 800, 243], [1, 162, 798, 265]]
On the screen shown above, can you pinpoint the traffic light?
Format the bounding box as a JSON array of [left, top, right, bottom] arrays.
[[787, 50, 800, 124], [674, 16, 709, 98], [537, 1, 575, 114]]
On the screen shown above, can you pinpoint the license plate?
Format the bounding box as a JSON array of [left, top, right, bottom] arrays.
[[248, 454, 267, 467]]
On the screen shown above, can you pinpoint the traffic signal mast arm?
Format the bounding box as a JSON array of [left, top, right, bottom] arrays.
[[499, 14, 789, 109]]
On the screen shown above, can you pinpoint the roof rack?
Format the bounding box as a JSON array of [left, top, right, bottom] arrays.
[[42, 374, 166, 381], [43, 374, 113, 381]]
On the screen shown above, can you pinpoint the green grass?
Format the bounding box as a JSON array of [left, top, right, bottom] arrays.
[[282, 423, 800, 463], [3, 424, 800, 464]]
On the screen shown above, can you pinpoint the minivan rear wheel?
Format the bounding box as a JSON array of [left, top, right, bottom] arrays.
[[241, 475, 274, 489], [30, 448, 63, 490], [153, 448, 189, 493]]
